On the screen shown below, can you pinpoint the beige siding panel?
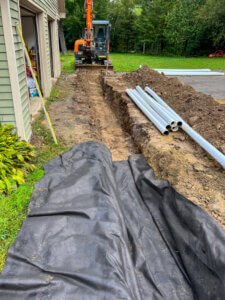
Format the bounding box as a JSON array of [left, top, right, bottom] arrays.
[[0, 100, 14, 108], [22, 100, 30, 115], [9, 0, 31, 139], [17, 65, 26, 75], [21, 96, 29, 109], [0, 3, 15, 125], [0, 115, 15, 123], [16, 56, 25, 67], [0, 78, 10, 85], [0, 69, 10, 77], [0, 121, 15, 125], [15, 49, 24, 59], [18, 71, 26, 83], [14, 43, 23, 51], [0, 85, 12, 92], [0, 92, 13, 99], [0, 44, 6, 52], [10, 9, 19, 20], [10, 1, 18, 11], [0, 33, 4, 42], [33, 0, 59, 18], [23, 107, 31, 138], [0, 52, 7, 60], [0, 61, 9, 69], [20, 83, 29, 99], [0, 107, 15, 114]]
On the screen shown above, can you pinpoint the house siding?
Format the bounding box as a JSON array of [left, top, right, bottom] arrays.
[[0, 5, 15, 125], [0, 0, 62, 140], [33, 0, 59, 18], [10, 0, 31, 139]]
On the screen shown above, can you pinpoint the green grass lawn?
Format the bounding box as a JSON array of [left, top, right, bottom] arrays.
[[61, 52, 75, 73], [110, 53, 225, 72], [0, 169, 44, 271], [61, 51, 225, 73]]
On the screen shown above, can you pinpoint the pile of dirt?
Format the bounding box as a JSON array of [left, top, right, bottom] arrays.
[[104, 71, 225, 229], [42, 69, 139, 161], [123, 66, 225, 154]]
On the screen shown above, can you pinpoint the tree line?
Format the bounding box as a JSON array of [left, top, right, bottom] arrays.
[[62, 0, 225, 56]]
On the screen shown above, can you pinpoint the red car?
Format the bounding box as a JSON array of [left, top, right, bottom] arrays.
[[208, 50, 225, 58]]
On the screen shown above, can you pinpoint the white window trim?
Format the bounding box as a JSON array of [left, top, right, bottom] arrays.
[[50, 20, 61, 78], [37, 12, 52, 97]]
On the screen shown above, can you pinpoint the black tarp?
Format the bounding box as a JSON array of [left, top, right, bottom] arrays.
[[0, 142, 225, 299]]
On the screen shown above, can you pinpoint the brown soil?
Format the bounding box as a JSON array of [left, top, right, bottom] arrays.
[[123, 66, 225, 154], [44, 70, 139, 161], [35, 67, 225, 229]]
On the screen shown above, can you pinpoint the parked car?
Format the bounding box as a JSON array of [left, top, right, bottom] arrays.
[[208, 50, 225, 58]]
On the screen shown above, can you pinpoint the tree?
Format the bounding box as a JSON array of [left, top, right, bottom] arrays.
[[109, 0, 137, 52], [199, 0, 225, 50], [62, 0, 225, 55], [136, 0, 174, 54], [165, 0, 205, 56], [62, 0, 84, 49]]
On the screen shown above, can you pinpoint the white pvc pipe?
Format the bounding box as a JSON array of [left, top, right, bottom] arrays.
[[131, 90, 171, 130], [145, 87, 181, 121], [145, 86, 225, 168], [182, 124, 225, 168], [156, 71, 225, 76], [171, 126, 179, 132], [126, 89, 169, 136], [155, 69, 212, 72], [136, 86, 177, 126]]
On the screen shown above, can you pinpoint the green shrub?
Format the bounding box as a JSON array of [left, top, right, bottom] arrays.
[[0, 124, 36, 194]]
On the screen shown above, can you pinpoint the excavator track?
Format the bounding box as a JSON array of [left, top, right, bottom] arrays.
[[75, 64, 113, 70]]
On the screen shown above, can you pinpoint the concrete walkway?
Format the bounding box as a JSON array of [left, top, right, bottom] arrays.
[[177, 76, 225, 103]]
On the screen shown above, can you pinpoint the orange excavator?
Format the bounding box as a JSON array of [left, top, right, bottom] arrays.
[[74, 0, 112, 68]]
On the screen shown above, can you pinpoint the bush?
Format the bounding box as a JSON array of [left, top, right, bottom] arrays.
[[0, 124, 36, 194]]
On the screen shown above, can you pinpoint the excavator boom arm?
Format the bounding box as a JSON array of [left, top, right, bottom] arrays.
[[85, 0, 93, 47]]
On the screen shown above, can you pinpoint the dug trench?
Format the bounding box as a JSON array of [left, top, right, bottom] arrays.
[[38, 67, 225, 229]]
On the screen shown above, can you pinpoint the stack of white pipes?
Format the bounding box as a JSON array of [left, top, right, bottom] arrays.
[[154, 69, 225, 76], [126, 86, 225, 168]]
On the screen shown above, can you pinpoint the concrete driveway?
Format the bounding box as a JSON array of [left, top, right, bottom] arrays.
[[177, 76, 225, 103]]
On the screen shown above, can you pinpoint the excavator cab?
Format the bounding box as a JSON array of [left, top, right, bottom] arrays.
[[93, 21, 111, 63]]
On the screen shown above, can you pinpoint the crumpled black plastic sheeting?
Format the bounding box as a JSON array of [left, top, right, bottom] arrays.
[[0, 142, 225, 300]]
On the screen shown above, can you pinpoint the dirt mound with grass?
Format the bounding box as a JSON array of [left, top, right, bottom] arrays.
[[123, 66, 225, 154]]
